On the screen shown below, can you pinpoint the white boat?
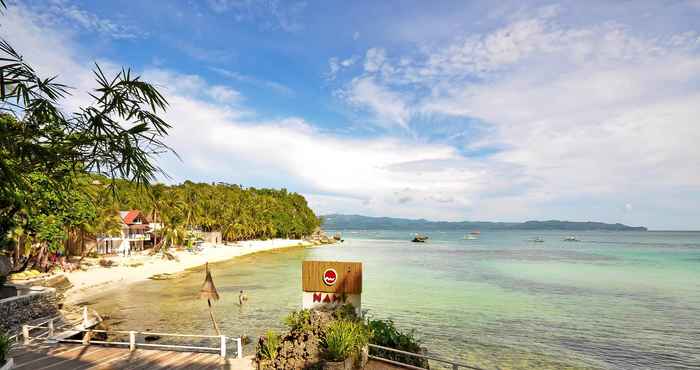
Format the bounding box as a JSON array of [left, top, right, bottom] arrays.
[[529, 237, 545, 243], [464, 234, 478, 240], [563, 236, 579, 242]]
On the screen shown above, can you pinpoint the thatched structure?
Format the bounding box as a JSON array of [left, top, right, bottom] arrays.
[[199, 263, 220, 300], [199, 263, 221, 335]]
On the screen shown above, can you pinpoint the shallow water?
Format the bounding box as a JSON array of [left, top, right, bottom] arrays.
[[87, 230, 700, 369]]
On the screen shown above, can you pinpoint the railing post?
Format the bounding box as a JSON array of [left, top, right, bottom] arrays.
[[83, 330, 92, 345], [82, 306, 89, 328], [236, 337, 243, 359], [48, 319, 54, 337], [22, 325, 29, 345], [220, 335, 227, 358], [129, 331, 137, 352]]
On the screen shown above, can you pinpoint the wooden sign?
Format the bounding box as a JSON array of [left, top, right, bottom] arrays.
[[302, 261, 362, 294]]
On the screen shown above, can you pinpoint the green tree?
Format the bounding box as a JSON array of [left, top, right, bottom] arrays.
[[0, 1, 173, 276]]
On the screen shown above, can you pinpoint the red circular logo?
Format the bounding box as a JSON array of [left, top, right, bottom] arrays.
[[323, 268, 337, 286]]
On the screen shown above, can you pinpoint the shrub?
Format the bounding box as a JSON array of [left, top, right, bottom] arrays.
[[322, 320, 368, 362], [367, 319, 427, 368], [0, 332, 13, 365], [284, 309, 312, 332], [331, 303, 358, 322], [258, 330, 280, 361]]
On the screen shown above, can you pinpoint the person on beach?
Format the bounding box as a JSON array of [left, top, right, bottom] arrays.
[[238, 290, 248, 306]]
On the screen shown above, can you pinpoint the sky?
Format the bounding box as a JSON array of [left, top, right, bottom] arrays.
[[2, 0, 700, 230]]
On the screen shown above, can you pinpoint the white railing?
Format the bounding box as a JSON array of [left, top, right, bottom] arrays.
[[368, 344, 485, 370], [21, 319, 242, 359], [20, 316, 63, 345]]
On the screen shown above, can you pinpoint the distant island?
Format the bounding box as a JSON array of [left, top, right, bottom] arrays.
[[322, 214, 647, 231]]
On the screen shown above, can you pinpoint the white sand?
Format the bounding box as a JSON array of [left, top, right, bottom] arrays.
[[63, 239, 312, 304]]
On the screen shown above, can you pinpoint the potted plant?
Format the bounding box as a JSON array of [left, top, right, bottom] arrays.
[[322, 320, 368, 370], [0, 332, 13, 370]]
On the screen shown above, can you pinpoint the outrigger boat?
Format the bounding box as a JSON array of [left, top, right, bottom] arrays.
[[412, 234, 429, 243], [563, 235, 579, 242]]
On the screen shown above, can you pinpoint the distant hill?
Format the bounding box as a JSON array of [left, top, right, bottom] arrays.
[[321, 214, 647, 231]]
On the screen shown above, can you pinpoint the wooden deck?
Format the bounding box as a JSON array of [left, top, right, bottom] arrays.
[[10, 343, 252, 370], [10, 343, 408, 370]]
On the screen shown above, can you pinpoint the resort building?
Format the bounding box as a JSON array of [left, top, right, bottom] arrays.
[[96, 210, 152, 254]]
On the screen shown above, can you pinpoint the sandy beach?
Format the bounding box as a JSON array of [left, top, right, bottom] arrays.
[[63, 239, 313, 304]]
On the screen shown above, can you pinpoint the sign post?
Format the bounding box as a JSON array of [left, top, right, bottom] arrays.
[[302, 261, 362, 315]]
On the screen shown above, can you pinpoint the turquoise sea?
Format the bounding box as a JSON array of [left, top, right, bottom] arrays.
[[87, 230, 700, 369]]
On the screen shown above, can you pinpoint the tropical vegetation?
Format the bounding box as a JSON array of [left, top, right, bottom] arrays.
[[0, 0, 171, 281], [256, 306, 424, 369], [0, 332, 11, 366], [322, 320, 368, 362], [103, 178, 320, 244], [366, 318, 426, 368]]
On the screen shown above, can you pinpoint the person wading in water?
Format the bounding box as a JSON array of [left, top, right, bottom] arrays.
[[238, 290, 248, 306]]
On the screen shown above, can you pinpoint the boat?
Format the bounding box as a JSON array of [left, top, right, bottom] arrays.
[[563, 235, 579, 242], [529, 237, 545, 243], [464, 234, 478, 240], [469, 230, 481, 235], [412, 234, 429, 243]]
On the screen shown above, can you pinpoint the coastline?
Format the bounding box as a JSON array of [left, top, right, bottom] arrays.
[[62, 239, 314, 305]]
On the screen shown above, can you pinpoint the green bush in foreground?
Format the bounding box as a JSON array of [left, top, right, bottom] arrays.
[[367, 319, 427, 368], [0, 332, 13, 365], [322, 320, 369, 362], [284, 309, 312, 332], [259, 330, 280, 361]]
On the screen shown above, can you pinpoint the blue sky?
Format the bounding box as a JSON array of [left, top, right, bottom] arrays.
[[4, 0, 700, 229]]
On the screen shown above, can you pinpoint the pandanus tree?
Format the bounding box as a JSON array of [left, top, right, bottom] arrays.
[[0, 1, 173, 277]]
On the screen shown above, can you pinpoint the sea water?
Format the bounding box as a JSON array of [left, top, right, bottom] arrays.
[[88, 230, 700, 369]]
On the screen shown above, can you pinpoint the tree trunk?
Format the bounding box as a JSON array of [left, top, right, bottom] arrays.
[[80, 229, 85, 255], [14, 235, 22, 267]]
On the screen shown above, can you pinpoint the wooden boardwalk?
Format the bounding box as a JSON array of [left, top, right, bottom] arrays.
[[10, 343, 251, 370], [10, 343, 407, 370]]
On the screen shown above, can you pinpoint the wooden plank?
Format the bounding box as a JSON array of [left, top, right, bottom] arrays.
[[122, 350, 174, 370], [12, 343, 231, 370], [86, 348, 156, 370], [13, 344, 92, 369], [302, 261, 362, 293], [152, 351, 195, 368], [168, 352, 221, 370], [39, 346, 114, 369], [71, 347, 134, 370]]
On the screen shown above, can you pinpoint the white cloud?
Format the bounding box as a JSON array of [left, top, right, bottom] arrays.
[[211, 67, 294, 96], [141, 69, 243, 107], [416, 21, 700, 203], [32, 0, 145, 39], [330, 5, 700, 227], [343, 76, 411, 129], [326, 55, 358, 80], [206, 0, 307, 32], [364, 48, 387, 73]]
